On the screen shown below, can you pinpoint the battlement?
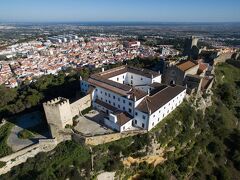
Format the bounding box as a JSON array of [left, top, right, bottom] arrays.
[[43, 97, 69, 107]]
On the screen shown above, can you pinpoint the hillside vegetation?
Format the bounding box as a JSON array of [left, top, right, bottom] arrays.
[[1, 63, 240, 179]]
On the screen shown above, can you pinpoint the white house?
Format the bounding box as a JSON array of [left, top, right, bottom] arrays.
[[80, 65, 186, 132]]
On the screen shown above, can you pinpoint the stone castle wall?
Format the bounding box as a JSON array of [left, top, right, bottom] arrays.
[[214, 52, 234, 65], [70, 94, 91, 117], [72, 130, 147, 146], [0, 139, 58, 175]]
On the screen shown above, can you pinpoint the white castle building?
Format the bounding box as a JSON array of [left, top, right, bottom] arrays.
[[81, 65, 186, 132]]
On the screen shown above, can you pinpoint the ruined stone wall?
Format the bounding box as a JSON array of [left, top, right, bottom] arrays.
[[70, 94, 91, 117], [214, 52, 234, 65], [83, 130, 147, 146], [0, 139, 57, 175]]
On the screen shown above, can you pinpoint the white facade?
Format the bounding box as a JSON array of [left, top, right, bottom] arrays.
[[80, 80, 89, 94], [147, 90, 186, 131], [109, 72, 161, 86], [81, 66, 186, 132], [104, 113, 133, 132], [93, 86, 134, 116]]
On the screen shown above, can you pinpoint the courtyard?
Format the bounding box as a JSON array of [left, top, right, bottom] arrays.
[[74, 110, 113, 136]]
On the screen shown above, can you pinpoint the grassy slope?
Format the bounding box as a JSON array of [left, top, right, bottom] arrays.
[[0, 123, 13, 158]]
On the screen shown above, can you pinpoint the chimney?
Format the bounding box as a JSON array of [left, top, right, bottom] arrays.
[[134, 96, 137, 101], [147, 89, 150, 95], [102, 67, 105, 72]]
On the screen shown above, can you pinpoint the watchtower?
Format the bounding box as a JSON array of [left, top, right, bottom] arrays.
[[43, 97, 73, 138]]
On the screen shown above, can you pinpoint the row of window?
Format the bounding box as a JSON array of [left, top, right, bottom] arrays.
[[96, 89, 133, 106], [97, 97, 133, 114]]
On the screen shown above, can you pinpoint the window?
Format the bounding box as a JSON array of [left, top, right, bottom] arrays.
[[117, 78, 119, 81], [131, 75, 133, 79], [141, 77, 143, 80], [135, 120, 137, 124], [123, 107, 125, 110], [158, 118, 160, 122], [164, 107, 166, 109], [113, 103, 115, 106], [142, 123, 145, 128], [109, 100, 111, 104], [167, 110, 169, 113], [118, 98, 120, 101], [142, 115, 146, 120], [131, 80, 133, 85], [153, 115, 155, 117], [101, 97, 102, 100], [118, 105, 120, 108], [106, 100, 107, 102], [113, 96, 115, 99], [105, 92, 107, 96], [123, 75, 125, 79], [101, 91, 102, 94], [123, 126, 125, 130], [129, 108, 132, 113], [135, 112, 138, 116], [108, 93, 111, 97], [129, 102, 132, 106], [123, 100, 125, 103], [163, 114, 165, 118], [159, 110, 161, 113], [152, 122, 154, 126], [95, 88, 98, 91]]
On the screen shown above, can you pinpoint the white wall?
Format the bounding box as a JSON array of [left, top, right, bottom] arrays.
[[108, 73, 127, 84], [126, 72, 152, 86], [80, 80, 89, 94], [152, 75, 162, 83], [120, 119, 133, 132], [133, 109, 149, 129], [104, 118, 120, 131], [94, 86, 134, 116], [109, 72, 161, 87], [147, 90, 186, 131]]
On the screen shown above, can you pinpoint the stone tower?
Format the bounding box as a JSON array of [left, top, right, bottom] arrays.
[[43, 97, 73, 138]]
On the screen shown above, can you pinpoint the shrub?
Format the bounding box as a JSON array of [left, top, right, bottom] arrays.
[[18, 129, 34, 139]]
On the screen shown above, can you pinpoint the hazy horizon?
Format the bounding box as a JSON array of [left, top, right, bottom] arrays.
[[1, 0, 240, 23]]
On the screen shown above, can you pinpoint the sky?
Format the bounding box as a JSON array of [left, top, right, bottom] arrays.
[[0, 0, 240, 23]]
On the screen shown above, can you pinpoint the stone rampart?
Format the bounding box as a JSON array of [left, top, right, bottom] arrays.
[[83, 130, 147, 146], [0, 139, 57, 175], [70, 94, 91, 117]]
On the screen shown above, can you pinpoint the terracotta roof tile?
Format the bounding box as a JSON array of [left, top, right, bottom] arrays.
[[177, 61, 198, 72]]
